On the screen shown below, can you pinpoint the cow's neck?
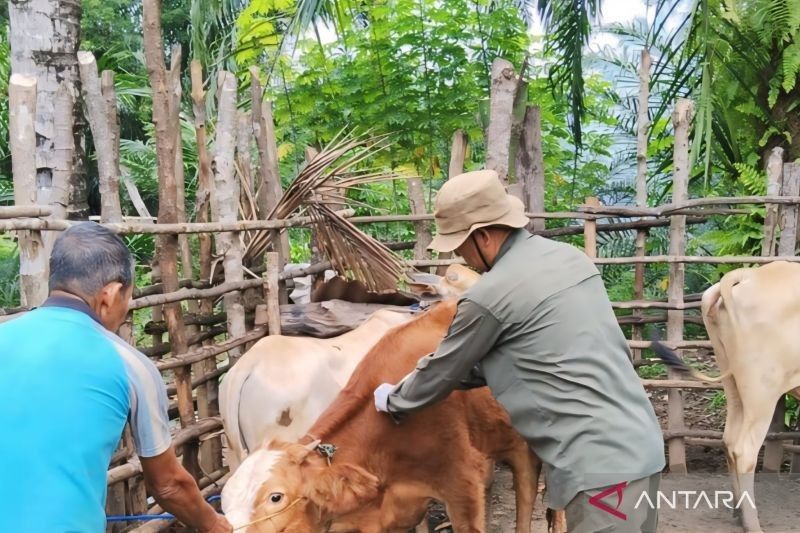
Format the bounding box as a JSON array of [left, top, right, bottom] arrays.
[[305, 388, 368, 445]]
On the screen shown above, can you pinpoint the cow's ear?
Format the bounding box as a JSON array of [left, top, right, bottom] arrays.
[[302, 463, 380, 516]]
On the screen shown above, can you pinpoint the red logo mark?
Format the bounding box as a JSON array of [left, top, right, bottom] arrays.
[[588, 481, 628, 520]]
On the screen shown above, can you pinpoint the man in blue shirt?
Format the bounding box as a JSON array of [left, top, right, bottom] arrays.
[[0, 223, 230, 532]]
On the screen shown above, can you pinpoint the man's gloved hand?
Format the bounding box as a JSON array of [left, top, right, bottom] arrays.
[[373, 383, 395, 413]]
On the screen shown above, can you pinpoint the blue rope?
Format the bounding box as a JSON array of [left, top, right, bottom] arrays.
[[106, 495, 222, 522]]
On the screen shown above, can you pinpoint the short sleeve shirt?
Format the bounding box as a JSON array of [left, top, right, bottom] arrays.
[[0, 297, 172, 532]]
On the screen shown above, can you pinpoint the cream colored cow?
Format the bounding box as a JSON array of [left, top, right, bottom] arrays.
[[653, 260, 800, 533], [220, 264, 481, 471]]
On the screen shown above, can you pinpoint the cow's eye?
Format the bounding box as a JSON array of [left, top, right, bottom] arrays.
[[269, 493, 283, 504]]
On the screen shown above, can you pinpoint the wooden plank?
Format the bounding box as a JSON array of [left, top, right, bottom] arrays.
[[666, 98, 694, 474], [486, 58, 517, 185]]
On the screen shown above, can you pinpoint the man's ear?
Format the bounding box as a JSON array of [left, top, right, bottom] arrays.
[[302, 463, 380, 517]]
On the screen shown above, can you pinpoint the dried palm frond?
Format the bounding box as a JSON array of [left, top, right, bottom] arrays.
[[242, 128, 414, 291]]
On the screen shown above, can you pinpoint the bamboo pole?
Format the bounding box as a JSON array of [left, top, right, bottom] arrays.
[[143, 0, 198, 478], [579, 195, 800, 217], [633, 49, 651, 362], [666, 98, 693, 474], [436, 130, 469, 275], [583, 197, 600, 258], [0, 206, 52, 218], [486, 58, 517, 185], [408, 254, 800, 268], [9, 74, 48, 307], [78, 51, 123, 223], [212, 71, 247, 365]]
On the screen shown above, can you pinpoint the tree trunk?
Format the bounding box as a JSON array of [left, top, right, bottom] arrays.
[[9, 0, 89, 219]]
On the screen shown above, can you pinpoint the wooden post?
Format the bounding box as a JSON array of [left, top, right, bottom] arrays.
[[633, 49, 651, 362], [772, 162, 800, 473], [250, 67, 289, 290], [407, 177, 432, 260], [213, 71, 247, 365], [190, 59, 222, 473], [507, 76, 528, 200], [436, 130, 468, 275], [448, 130, 468, 178], [666, 98, 693, 474], [486, 58, 517, 186], [265, 252, 282, 335], [78, 51, 123, 223], [42, 85, 74, 257], [237, 109, 257, 223], [761, 148, 784, 257], [583, 197, 600, 258], [9, 74, 48, 307], [142, 0, 198, 477], [518, 105, 545, 233], [760, 150, 784, 472]]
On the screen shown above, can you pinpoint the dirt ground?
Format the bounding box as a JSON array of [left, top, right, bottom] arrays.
[[469, 380, 800, 532]]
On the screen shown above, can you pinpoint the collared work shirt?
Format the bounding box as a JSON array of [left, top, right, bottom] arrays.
[[0, 297, 172, 532], [387, 229, 665, 508]]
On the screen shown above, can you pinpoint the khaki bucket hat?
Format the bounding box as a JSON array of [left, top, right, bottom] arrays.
[[428, 169, 529, 253]]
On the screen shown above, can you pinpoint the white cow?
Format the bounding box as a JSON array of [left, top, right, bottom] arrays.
[[652, 260, 800, 533], [220, 264, 481, 471], [219, 308, 413, 470]]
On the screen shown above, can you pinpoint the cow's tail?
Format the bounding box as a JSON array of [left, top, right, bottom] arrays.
[[219, 362, 252, 470], [650, 340, 732, 383]]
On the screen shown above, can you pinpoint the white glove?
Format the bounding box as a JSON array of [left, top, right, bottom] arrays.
[[373, 383, 395, 413]]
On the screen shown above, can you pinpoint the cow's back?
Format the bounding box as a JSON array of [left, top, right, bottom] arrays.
[[704, 261, 800, 379]]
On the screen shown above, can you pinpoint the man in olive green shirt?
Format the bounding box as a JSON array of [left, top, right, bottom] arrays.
[[374, 170, 665, 532]]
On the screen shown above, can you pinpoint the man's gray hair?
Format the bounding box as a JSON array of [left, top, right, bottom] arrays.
[[49, 222, 134, 297]]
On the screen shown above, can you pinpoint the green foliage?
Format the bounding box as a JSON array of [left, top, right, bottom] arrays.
[[787, 395, 800, 429], [638, 363, 667, 379], [0, 24, 10, 186], [709, 390, 726, 411], [0, 235, 20, 308]]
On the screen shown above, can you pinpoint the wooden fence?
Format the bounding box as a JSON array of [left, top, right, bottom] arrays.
[[4, 8, 800, 530]]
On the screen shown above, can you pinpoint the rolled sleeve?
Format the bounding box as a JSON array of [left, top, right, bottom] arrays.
[[387, 298, 503, 417]]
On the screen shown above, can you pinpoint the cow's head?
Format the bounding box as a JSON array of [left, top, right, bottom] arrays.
[[221, 440, 380, 532], [406, 264, 481, 301]]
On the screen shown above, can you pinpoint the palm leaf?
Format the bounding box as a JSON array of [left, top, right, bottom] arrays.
[[242, 129, 412, 291]]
